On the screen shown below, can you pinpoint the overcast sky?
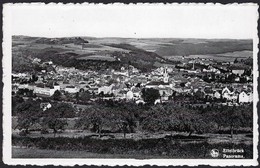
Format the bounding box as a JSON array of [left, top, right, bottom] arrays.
[[4, 3, 258, 39]]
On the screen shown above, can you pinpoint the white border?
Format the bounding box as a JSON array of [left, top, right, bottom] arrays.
[[2, 3, 259, 166]]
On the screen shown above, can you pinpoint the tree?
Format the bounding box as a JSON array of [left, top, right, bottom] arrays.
[[75, 92, 79, 101], [234, 58, 239, 63], [40, 102, 75, 137], [75, 105, 112, 138], [77, 91, 92, 103], [41, 117, 67, 137], [213, 105, 252, 138], [139, 104, 215, 136], [49, 103, 76, 118], [31, 74, 38, 82], [194, 90, 205, 100], [110, 102, 139, 138], [15, 99, 41, 135], [140, 105, 170, 132], [141, 88, 160, 105], [180, 82, 186, 88], [98, 91, 105, 98], [52, 90, 62, 101], [12, 95, 24, 116], [16, 88, 34, 97]]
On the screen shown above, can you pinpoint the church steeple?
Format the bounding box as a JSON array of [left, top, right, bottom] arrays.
[[163, 67, 169, 83]]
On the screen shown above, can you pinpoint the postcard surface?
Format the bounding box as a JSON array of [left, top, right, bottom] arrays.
[[2, 3, 259, 166]]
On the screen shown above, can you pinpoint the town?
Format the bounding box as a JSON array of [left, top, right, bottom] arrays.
[[11, 52, 254, 160], [12, 56, 253, 107]]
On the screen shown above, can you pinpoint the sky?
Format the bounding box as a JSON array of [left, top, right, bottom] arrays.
[[4, 3, 259, 39]]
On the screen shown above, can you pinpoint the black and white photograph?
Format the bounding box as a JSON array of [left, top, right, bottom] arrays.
[[2, 3, 259, 166]]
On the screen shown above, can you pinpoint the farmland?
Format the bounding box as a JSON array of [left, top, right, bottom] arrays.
[[12, 36, 252, 73], [166, 50, 253, 63]]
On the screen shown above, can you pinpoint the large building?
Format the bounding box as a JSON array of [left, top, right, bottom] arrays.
[[34, 84, 60, 96], [65, 85, 79, 93]]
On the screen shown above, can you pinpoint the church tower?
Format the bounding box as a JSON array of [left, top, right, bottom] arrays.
[[163, 67, 169, 83]]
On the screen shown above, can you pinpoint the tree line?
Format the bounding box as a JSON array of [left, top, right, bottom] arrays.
[[13, 97, 253, 138]]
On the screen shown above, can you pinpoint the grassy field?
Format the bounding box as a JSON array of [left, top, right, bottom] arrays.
[[154, 40, 252, 56], [187, 51, 252, 62], [12, 133, 253, 159], [12, 147, 171, 159]]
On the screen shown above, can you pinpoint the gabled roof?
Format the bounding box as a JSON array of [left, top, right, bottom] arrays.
[[240, 90, 249, 94], [213, 90, 221, 94], [222, 86, 234, 92]]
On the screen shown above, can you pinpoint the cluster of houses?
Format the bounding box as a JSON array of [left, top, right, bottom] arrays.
[[12, 63, 254, 105], [174, 57, 253, 84]]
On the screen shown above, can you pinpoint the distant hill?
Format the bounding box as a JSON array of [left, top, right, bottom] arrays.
[[103, 43, 167, 71], [12, 36, 168, 72], [34, 37, 89, 45], [12, 35, 253, 73], [154, 40, 253, 56]]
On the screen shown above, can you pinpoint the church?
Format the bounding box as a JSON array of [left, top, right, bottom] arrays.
[[145, 67, 173, 101], [145, 67, 172, 88]]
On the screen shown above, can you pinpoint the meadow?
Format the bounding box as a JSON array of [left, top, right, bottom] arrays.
[[12, 134, 253, 159]]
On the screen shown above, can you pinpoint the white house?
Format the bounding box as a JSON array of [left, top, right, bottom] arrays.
[[222, 87, 232, 100], [65, 86, 79, 93], [40, 102, 52, 111], [18, 84, 29, 89], [213, 91, 221, 99], [222, 87, 238, 101], [34, 86, 56, 96], [33, 83, 60, 96], [126, 90, 134, 100], [159, 88, 173, 101], [145, 81, 172, 89], [135, 99, 145, 105], [53, 84, 60, 91], [131, 87, 141, 99], [98, 84, 114, 94], [238, 91, 250, 103], [232, 69, 245, 76], [234, 77, 240, 82]]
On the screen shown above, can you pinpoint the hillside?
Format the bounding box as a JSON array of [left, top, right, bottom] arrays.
[[154, 39, 253, 56], [12, 36, 253, 73], [34, 37, 89, 45], [12, 36, 168, 72]]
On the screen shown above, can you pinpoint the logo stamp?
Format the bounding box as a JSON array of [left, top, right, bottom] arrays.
[[210, 149, 220, 158]]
